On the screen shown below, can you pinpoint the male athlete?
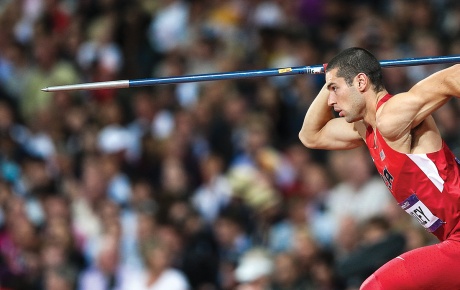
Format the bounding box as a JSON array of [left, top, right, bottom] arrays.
[[299, 47, 460, 289]]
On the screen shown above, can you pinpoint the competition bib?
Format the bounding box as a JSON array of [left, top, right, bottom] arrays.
[[399, 194, 444, 232]]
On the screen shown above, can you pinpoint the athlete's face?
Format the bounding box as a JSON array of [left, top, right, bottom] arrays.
[[325, 68, 365, 123]]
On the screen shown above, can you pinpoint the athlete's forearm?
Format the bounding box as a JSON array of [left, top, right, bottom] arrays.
[[299, 84, 334, 148]]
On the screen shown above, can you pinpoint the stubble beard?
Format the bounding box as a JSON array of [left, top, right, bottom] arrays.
[[344, 90, 364, 123]]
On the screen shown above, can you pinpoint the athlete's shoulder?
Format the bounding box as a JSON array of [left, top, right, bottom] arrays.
[[376, 91, 417, 142]]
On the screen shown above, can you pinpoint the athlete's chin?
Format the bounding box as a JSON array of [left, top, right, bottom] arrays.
[[343, 115, 353, 122], [344, 115, 360, 123]]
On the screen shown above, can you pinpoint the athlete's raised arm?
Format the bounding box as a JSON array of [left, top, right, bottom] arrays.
[[299, 83, 364, 150], [377, 64, 460, 140]]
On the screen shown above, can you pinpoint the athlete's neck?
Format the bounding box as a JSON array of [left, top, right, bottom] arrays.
[[363, 90, 389, 128]]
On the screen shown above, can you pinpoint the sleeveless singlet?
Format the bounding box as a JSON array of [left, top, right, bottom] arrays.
[[365, 94, 460, 241]]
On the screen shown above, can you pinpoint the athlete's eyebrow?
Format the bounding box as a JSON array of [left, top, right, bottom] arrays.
[[326, 82, 336, 90]]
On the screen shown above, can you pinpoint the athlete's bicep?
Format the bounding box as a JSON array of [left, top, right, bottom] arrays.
[[300, 118, 364, 150]]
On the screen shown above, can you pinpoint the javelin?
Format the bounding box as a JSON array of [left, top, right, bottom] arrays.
[[41, 54, 460, 92]]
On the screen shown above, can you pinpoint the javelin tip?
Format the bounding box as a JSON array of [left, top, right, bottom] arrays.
[[42, 80, 130, 92]]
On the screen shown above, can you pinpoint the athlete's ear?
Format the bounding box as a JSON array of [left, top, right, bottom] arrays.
[[355, 73, 368, 92]]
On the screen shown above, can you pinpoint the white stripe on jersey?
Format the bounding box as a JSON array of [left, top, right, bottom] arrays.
[[407, 154, 444, 192]]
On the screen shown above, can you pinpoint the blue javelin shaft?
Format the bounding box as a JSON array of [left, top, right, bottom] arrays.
[[41, 54, 460, 92], [130, 65, 324, 87], [379, 55, 460, 68]]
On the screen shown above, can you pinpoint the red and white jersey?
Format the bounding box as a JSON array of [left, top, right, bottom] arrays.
[[365, 94, 460, 241]]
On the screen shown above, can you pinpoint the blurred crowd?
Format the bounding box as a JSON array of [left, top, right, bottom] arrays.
[[1, 0, 460, 289]]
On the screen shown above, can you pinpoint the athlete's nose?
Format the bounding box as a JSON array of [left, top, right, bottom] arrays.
[[327, 93, 336, 107]]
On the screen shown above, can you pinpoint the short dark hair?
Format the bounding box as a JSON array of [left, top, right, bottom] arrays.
[[326, 47, 385, 92]]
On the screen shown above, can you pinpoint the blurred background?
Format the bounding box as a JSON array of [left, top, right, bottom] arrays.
[[0, 0, 459, 289]]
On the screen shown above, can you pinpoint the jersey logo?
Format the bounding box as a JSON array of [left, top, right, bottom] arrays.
[[381, 167, 394, 190], [399, 194, 444, 232]]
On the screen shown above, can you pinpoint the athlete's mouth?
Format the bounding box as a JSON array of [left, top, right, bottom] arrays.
[[334, 107, 343, 116]]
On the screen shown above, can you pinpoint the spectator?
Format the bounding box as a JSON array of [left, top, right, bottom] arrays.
[[335, 216, 406, 289], [180, 209, 220, 289], [78, 233, 128, 290], [271, 251, 313, 290], [325, 147, 392, 238], [120, 236, 190, 290], [191, 153, 232, 225], [44, 265, 78, 290], [21, 33, 80, 121], [234, 248, 274, 290], [268, 196, 309, 253], [213, 204, 252, 290]]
